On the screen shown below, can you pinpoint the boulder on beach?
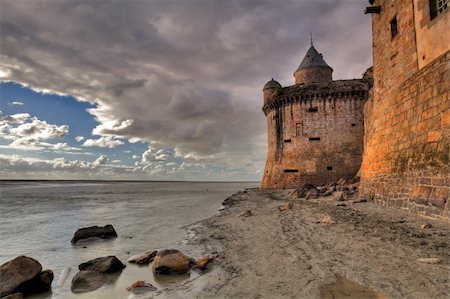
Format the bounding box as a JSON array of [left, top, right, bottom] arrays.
[[291, 184, 317, 199], [71, 225, 117, 244], [78, 256, 125, 273], [17, 269, 54, 295], [0, 256, 43, 297], [126, 281, 157, 293], [194, 257, 214, 270], [128, 251, 157, 265], [71, 270, 109, 293], [152, 249, 196, 275]]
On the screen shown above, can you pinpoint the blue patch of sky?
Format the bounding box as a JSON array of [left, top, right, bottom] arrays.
[[0, 82, 148, 164]]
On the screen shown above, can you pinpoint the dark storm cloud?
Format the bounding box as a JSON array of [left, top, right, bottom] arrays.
[[0, 0, 372, 171]]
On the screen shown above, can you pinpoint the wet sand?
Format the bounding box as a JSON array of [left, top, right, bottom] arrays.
[[188, 188, 450, 298]]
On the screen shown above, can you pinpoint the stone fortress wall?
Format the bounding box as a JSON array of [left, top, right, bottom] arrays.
[[261, 45, 370, 189], [261, 0, 449, 220], [360, 0, 449, 220]]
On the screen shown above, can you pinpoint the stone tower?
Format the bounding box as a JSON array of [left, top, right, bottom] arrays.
[[360, 0, 449, 220], [261, 44, 370, 189]]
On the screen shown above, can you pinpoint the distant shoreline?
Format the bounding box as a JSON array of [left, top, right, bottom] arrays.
[[0, 179, 260, 183]]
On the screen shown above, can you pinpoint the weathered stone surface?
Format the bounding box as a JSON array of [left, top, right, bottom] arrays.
[[17, 269, 53, 295], [78, 256, 125, 273], [128, 251, 157, 265], [71, 270, 109, 293], [152, 249, 195, 275], [360, 1, 449, 220], [126, 281, 157, 293], [71, 225, 117, 244], [195, 257, 214, 270], [0, 256, 42, 297]]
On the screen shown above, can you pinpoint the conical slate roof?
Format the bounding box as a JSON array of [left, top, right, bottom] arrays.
[[295, 45, 331, 72]]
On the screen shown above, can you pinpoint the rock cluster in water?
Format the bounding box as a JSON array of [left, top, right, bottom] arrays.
[[0, 256, 53, 298]]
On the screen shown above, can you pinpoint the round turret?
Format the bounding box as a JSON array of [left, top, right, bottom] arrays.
[[263, 78, 282, 104], [293, 45, 333, 85]]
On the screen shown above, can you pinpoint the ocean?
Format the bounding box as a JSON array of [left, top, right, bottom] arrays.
[[0, 181, 259, 298]]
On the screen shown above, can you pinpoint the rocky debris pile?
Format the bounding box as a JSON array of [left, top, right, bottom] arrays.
[[0, 256, 53, 298], [71, 224, 118, 244], [222, 189, 254, 207], [151, 249, 214, 275], [289, 177, 361, 202], [71, 255, 125, 293], [127, 250, 157, 265]]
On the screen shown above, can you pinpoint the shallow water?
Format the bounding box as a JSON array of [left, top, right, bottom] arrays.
[[0, 181, 258, 298]]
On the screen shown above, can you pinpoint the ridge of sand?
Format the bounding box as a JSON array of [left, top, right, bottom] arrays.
[[188, 188, 450, 299]]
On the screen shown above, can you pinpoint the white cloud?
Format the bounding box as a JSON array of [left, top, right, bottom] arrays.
[[93, 154, 108, 166], [75, 136, 85, 142], [8, 101, 24, 106], [83, 136, 124, 148], [0, 113, 31, 125], [0, 1, 372, 180], [11, 118, 68, 139]]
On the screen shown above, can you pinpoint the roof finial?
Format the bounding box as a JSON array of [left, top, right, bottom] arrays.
[[310, 31, 313, 46]]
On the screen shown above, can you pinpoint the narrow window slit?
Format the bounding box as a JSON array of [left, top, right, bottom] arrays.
[[327, 166, 333, 171], [309, 137, 321, 141], [284, 139, 292, 143], [307, 107, 318, 113], [284, 169, 299, 173]]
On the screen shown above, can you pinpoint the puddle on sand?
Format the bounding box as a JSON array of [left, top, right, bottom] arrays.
[[320, 275, 389, 299]]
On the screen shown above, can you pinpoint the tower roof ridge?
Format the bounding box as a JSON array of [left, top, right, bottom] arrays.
[[295, 45, 331, 72]]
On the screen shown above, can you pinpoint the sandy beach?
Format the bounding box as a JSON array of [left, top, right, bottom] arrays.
[[188, 188, 450, 299]]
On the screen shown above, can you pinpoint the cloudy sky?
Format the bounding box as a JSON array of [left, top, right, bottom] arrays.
[[0, 0, 372, 181]]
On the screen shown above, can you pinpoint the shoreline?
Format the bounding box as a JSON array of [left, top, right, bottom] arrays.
[[186, 188, 450, 298]]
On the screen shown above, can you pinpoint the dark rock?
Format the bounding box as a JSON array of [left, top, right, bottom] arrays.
[[71, 225, 117, 244], [2, 293, 23, 299], [71, 270, 109, 293], [0, 256, 42, 297], [296, 184, 317, 198], [126, 281, 157, 293], [17, 269, 53, 295], [323, 191, 333, 197], [128, 251, 157, 265], [78, 256, 125, 273], [152, 249, 195, 275], [421, 223, 433, 229]]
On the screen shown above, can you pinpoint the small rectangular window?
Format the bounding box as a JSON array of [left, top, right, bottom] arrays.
[[351, 123, 356, 127], [309, 137, 320, 141], [284, 139, 291, 143], [390, 17, 398, 39], [430, 0, 449, 20], [327, 166, 333, 171], [284, 169, 299, 173], [296, 123, 302, 136], [307, 107, 318, 113]]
